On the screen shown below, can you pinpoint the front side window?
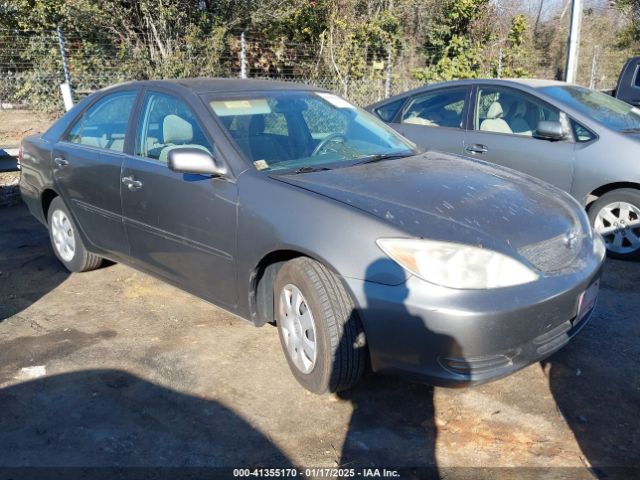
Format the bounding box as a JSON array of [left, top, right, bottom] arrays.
[[541, 85, 640, 133], [66, 91, 136, 152], [208, 91, 415, 172], [401, 88, 467, 128], [136, 92, 213, 163], [476, 87, 560, 137], [634, 66, 640, 88]]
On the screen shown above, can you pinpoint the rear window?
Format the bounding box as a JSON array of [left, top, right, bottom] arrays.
[[374, 98, 405, 122]]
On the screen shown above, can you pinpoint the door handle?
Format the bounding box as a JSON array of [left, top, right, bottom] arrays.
[[54, 157, 69, 167], [465, 144, 489, 154], [122, 176, 143, 191]]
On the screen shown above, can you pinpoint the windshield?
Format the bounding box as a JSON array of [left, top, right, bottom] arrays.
[[541, 85, 640, 132], [208, 91, 416, 172]]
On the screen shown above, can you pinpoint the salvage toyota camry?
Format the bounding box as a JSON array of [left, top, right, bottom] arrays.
[[19, 79, 605, 393]]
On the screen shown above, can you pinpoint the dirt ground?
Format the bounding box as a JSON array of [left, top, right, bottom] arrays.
[[0, 203, 639, 479], [0, 109, 53, 146]]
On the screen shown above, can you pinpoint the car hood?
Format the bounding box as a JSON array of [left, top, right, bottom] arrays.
[[272, 152, 588, 270]]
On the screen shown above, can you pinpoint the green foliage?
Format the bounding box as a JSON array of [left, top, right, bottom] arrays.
[[412, 0, 490, 81], [507, 15, 527, 48], [614, 0, 640, 45], [498, 14, 530, 79], [2, 0, 638, 112]]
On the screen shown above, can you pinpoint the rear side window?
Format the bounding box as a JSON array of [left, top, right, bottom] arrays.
[[66, 91, 136, 152], [374, 98, 405, 122], [401, 88, 467, 128], [635, 66, 640, 88], [136, 92, 213, 164]]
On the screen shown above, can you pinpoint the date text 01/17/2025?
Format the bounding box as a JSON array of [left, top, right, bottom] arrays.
[[233, 468, 401, 477]]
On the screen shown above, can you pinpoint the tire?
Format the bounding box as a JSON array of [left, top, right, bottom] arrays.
[[274, 257, 367, 393], [47, 196, 103, 272], [588, 188, 640, 260]]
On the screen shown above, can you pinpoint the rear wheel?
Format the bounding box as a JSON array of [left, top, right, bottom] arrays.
[[274, 257, 367, 393], [589, 188, 640, 260], [47, 196, 103, 272]]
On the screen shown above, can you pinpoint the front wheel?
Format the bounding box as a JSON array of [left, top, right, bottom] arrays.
[[589, 188, 640, 260], [47, 196, 103, 272], [274, 257, 367, 393]]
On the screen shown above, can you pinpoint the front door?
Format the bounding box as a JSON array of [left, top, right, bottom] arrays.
[[52, 90, 137, 256], [464, 85, 574, 192], [121, 90, 238, 307]]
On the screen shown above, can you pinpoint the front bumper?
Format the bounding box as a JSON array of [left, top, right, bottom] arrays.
[[343, 248, 604, 387]]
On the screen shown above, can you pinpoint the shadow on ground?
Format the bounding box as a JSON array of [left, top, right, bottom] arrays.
[[336, 259, 461, 473], [0, 369, 291, 471], [0, 204, 68, 321], [542, 259, 640, 478]]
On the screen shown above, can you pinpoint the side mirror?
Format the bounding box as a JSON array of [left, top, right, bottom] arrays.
[[167, 147, 227, 176], [534, 121, 565, 141]]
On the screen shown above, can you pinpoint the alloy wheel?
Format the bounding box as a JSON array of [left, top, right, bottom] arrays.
[[594, 201, 640, 254]]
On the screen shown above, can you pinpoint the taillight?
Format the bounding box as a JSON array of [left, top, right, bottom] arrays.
[[17, 142, 22, 169]]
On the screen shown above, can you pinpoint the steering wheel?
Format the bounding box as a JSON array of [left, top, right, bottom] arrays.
[[311, 133, 347, 156]]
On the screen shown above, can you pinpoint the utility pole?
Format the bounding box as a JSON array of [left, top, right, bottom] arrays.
[[565, 0, 582, 84]]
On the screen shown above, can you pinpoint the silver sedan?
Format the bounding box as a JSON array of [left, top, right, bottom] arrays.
[[368, 79, 640, 260]]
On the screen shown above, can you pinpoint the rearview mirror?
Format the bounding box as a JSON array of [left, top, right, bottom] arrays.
[[167, 147, 227, 176], [534, 121, 565, 141]]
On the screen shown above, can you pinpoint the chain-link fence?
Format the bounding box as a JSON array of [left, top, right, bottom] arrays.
[[0, 14, 634, 114]]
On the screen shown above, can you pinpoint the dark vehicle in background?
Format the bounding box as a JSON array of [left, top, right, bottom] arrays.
[[368, 79, 640, 259], [19, 79, 605, 393], [610, 56, 640, 107]]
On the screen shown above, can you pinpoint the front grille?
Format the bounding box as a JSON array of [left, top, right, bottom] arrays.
[[518, 232, 583, 273]]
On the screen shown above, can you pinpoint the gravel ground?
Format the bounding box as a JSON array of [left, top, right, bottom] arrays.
[[0, 172, 20, 206], [0, 203, 638, 479], [0, 109, 53, 146]]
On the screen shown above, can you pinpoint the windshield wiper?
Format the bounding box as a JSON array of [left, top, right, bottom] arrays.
[[353, 152, 412, 165], [622, 128, 640, 133], [293, 166, 333, 174]]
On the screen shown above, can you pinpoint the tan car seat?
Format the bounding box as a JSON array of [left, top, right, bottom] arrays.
[[158, 114, 211, 163], [480, 102, 512, 134]]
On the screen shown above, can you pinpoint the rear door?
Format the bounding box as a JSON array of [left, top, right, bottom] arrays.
[[463, 85, 575, 192], [387, 86, 470, 155], [52, 90, 138, 257], [121, 89, 238, 307]]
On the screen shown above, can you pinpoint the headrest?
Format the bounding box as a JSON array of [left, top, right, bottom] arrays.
[[486, 101, 504, 119], [249, 115, 266, 135], [163, 114, 193, 144]]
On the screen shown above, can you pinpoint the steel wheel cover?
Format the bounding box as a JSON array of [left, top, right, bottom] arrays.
[[278, 284, 318, 374], [51, 209, 76, 262]]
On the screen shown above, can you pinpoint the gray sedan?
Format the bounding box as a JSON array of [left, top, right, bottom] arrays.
[[19, 79, 605, 393], [368, 79, 640, 259]]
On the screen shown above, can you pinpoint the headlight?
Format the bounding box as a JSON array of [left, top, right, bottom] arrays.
[[376, 238, 539, 289]]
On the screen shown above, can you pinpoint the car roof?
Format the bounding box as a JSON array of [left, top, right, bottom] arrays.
[[105, 78, 327, 95], [367, 78, 569, 109]]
